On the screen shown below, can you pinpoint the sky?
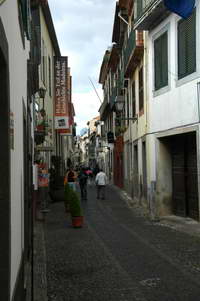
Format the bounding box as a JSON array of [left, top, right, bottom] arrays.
[[48, 0, 116, 134]]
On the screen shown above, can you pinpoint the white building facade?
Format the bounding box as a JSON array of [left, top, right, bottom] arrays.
[[135, 0, 200, 220], [0, 0, 32, 300]]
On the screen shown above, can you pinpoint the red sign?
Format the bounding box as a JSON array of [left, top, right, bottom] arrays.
[[54, 57, 69, 133]]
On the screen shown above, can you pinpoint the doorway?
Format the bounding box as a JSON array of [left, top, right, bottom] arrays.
[[171, 132, 199, 220]]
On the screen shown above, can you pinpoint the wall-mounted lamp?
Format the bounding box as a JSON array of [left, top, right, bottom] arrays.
[[38, 87, 46, 109], [115, 96, 124, 112], [115, 95, 138, 121]]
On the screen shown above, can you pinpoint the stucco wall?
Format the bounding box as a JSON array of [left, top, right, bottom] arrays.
[[0, 0, 30, 298], [146, 4, 200, 219], [39, 7, 56, 151], [148, 9, 200, 133]]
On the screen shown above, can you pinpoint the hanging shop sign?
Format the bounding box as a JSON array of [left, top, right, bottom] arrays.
[[54, 56, 70, 135]]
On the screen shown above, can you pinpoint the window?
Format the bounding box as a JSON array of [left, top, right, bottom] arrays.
[[132, 80, 136, 118], [139, 67, 144, 113], [48, 56, 51, 96], [41, 39, 47, 85], [154, 31, 168, 90], [126, 92, 130, 125], [178, 10, 196, 80]]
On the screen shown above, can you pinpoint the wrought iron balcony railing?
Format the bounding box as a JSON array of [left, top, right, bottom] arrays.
[[136, 0, 160, 20], [110, 86, 117, 108], [135, 0, 168, 30]]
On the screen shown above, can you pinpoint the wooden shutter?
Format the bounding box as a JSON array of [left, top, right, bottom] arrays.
[[126, 92, 130, 125], [178, 10, 196, 79], [154, 31, 168, 90], [137, 0, 143, 19], [139, 67, 144, 113], [132, 80, 136, 118]]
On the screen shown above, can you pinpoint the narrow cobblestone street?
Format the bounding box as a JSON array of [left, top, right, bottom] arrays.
[[42, 184, 200, 301]]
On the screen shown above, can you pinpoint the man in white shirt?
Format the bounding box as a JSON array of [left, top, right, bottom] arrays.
[[95, 169, 107, 200]]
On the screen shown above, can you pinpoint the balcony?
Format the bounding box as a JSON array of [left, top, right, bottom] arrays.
[[110, 86, 117, 109], [99, 94, 110, 121], [119, 0, 133, 12], [34, 119, 49, 145], [134, 0, 170, 30], [124, 30, 144, 77], [116, 70, 125, 94], [31, 0, 48, 7]]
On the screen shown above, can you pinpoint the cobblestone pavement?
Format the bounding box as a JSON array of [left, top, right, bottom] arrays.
[[43, 184, 200, 301]]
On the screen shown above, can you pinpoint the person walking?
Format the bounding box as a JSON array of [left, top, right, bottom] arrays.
[[65, 167, 77, 191], [78, 167, 88, 200], [38, 162, 50, 213], [95, 169, 107, 200]]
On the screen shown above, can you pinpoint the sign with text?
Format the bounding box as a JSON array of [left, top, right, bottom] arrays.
[[54, 56, 69, 133]]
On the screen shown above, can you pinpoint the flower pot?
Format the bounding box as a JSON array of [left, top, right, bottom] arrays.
[[37, 124, 45, 131], [71, 216, 83, 228]]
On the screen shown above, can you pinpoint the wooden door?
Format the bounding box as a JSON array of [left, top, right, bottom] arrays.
[[172, 133, 199, 220]]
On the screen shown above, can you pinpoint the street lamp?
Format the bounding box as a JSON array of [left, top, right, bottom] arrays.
[[115, 96, 125, 112], [38, 86, 46, 110], [115, 95, 138, 121]]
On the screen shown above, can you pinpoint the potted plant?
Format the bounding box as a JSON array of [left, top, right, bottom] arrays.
[[64, 184, 83, 228], [37, 120, 45, 132], [64, 182, 71, 211]]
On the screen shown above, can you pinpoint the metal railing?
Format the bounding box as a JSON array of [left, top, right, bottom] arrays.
[[136, 0, 160, 20], [110, 86, 117, 107], [117, 70, 124, 93]]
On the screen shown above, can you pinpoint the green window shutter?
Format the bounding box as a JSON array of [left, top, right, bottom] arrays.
[[19, 0, 31, 40], [154, 31, 168, 91], [154, 38, 162, 90], [139, 67, 144, 112], [161, 32, 168, 87], [132, 81, 136, 117], [178, 10, 196, 80], [137, 0, 143, 19]]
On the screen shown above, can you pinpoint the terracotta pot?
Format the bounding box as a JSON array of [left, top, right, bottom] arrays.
[[71, 216, 83, 228], [37, 124, 44, 131]]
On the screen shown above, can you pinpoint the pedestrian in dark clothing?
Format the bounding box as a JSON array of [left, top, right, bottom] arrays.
[[93, 165, 100, 177], [64, 167, 77, 191], [78, 168, 88, 200]]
